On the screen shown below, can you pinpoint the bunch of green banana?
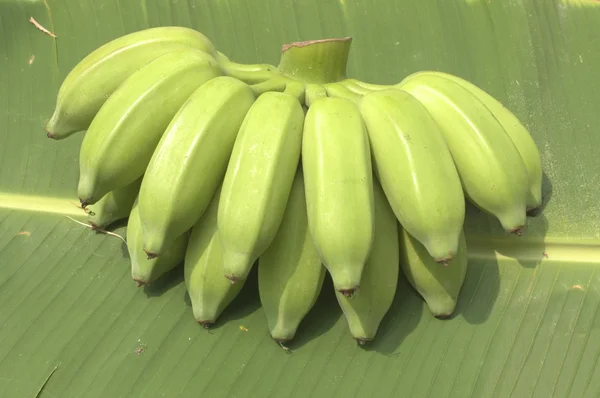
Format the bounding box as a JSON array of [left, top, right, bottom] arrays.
[[48, 28, 543, 346]]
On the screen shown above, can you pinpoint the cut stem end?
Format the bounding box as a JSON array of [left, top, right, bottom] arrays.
[[278, 37, 352, 84]]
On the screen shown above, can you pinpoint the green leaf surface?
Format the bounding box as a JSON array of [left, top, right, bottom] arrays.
[[1, 0, 600, 396]]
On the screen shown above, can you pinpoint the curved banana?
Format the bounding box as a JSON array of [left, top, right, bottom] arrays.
[[324, 82, 362, 104], [46, 26, 217, 139], [345, 78, 389, 92], [258, 168, 326, 343], [359, 89, 465, 263], [86, 177, 142, 229], [336, 180, 399, 344], [398, 225, 468, 319], [305, 84, 328, 107], [404, 71, 543, 212], [184, 185, 246, 328], [339, 78, 374, 96], [138, 76, 256, 258], [127, 198, 188, 286], [216, 51, 278, 84], [77, 49, 222, 207], [302, 96, 374, 297], [219, 88, 305, 282], [398, 74, 529, 234]]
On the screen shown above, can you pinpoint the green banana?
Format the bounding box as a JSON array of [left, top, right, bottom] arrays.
[[324, 82, 362, 104], [304, 84, 328, 107], [127, 198, 188, 286], [398, 225, 468, 319], [216, 51, 278, 84], [46, 26, 217, 139], [77, 49, 222, 207], [138, 76, 256, 258], [184, 185, 246, 328], [359, 89, 465, 263], [339, 78, 374, 96], [404, 71, 543, 212], [219, 88, 304, 282], [336, 180, 399, 344], [86, 177, 142, 230], [258, 168, 326, 343], [302, 96, 374, 297], [398, 74, 529, 234]]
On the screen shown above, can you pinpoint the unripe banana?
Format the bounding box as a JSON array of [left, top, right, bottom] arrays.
[[138, 76, 256, 258], [339, 78, 373, 96], [77, 49, 222, 207], [219, 90, 304, 282], [46, 27, 217, 139], [127, 198, 188, 286], [359, 89, 465, 263], [404, 71, 543, 212], [184, 185, 246, 328], [258, 168, 326, 343], [302, 96, 374, 296], [398, 225, 468, 319], [399, 74, 529, 234], [324, 82, 361, 104], [86, 177, 142, 230], [336, 180, 399, 344]]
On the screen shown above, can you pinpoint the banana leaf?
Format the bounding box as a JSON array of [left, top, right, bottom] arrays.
[[1, 0, 600, 396]]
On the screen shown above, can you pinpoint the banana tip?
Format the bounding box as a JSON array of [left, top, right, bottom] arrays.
[[435, 254, 453, 266], [89, 222, 98, 231], [434, 313, 453, 320], [46, 131, 57, 139], [143, 250, 159, 260], [507, 226, 524, 236], [355, 338, 372, 346], [198, 320, 214, 329], [133, 279, 148, 287], [79, 198, 89, 208], [339, 287, 359, 298], [274, 339, 292, 352]]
